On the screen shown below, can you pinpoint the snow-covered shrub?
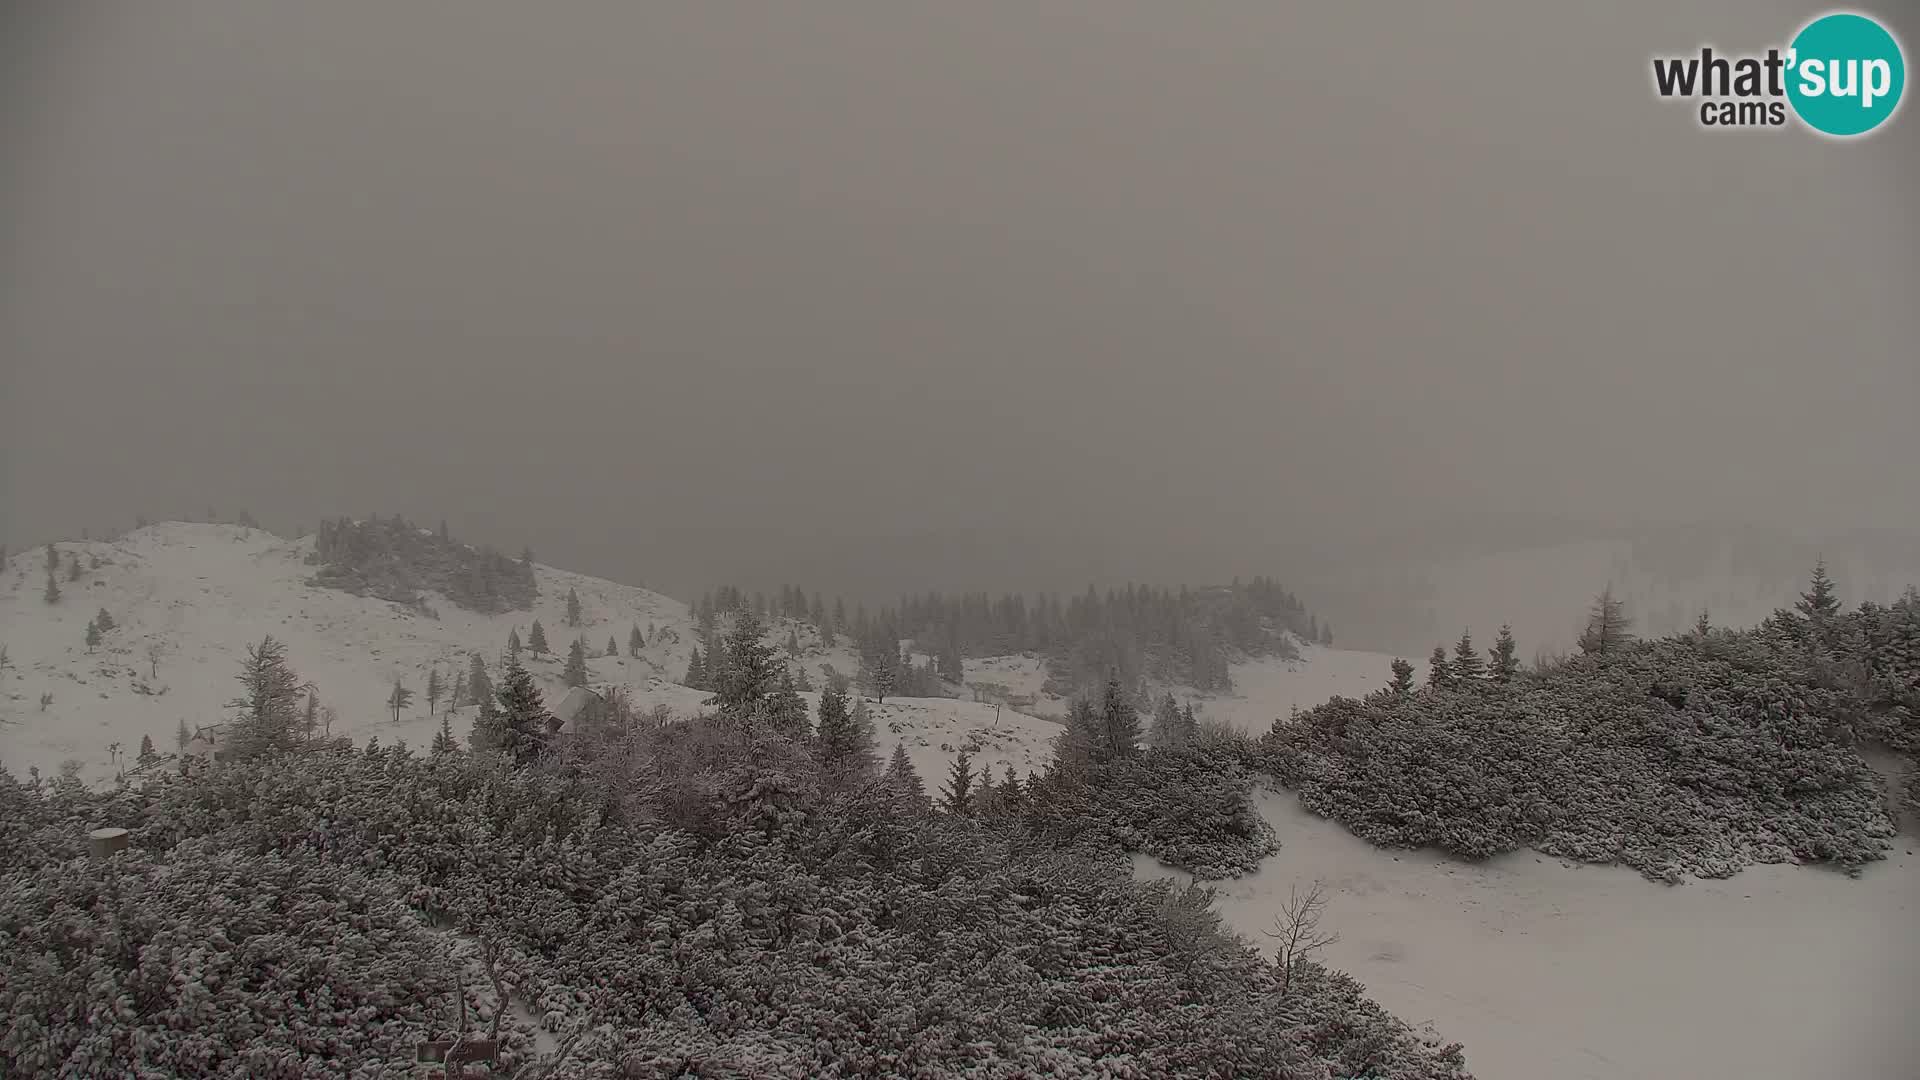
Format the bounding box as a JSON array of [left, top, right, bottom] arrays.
[[0, 839, 453, 1076], [0, 739, 1472, 1079], [1022, 744, 1278, 878], [1264, 609, 1912, 881]]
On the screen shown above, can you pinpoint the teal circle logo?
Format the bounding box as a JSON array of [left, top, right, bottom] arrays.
[[1786, 12, 1906, 136]]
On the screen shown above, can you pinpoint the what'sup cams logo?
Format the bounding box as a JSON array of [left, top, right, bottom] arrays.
[[1652, 10, 1906, 136]]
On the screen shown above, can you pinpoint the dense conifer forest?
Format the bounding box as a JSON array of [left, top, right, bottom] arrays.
[[702, 575, 1332, 699], [307, 517, 538, 615]]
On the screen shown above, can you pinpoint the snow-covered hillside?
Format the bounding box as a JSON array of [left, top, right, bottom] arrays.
[[0, 522, 1401, 785], [0, 524, 1062, 786], [0, 524, 680, 781]]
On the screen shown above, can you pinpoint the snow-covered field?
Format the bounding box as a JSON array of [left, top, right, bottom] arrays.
[[0, 523, 1062, 788], [960, 653, 1062, 714], [1198, 647, 1405, 734], [1136, 785, 1920, 1080], [960, 645, 1406, 736]]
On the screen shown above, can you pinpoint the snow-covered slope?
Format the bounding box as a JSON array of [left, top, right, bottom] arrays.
[[0, 522, 1395, 785], [0, 524, 690, 781], [0, 523, 1065, 786], [1200, 646, 1406, 734]]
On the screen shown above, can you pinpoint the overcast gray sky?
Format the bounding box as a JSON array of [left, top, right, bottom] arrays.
[[3, 2, 1915, 606]]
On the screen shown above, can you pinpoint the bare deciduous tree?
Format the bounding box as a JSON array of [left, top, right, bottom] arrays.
[[1263, 878, 1340, 999], [144, 640, 164, 680]]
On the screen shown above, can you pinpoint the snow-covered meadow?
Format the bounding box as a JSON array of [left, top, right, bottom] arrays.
[[1137, 783, 1920, 1080], [0, 523, 1073, 789]]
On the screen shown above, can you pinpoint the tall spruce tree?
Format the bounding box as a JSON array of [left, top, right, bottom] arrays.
[[973, 769, 998, 816], [226, 636, 308, 759], [605, 635, 619, 658], [816, 682, 877, 782], [629, 624, 644, 657], [1149, 691, 1184, 749], [998, 764, 1023, 811], [1489, 625, 1520, 683], [1388, 657, 1416, 698], [713, 608, 777, 717], [940, 749, 977, 815], [883, 742, 928, 807], [683, 646, 707, 690], [563, 637, 590, 688], [44, 572, 60, 605], [565, 587, 582, 627], [467, 652, 493, 713], [1056, 696, 1103, 768], [468, 688, 502, 755], [1427, 645, 1454, 689], [432, 713, 457, 754], [426, 668, 443, 714], [859, 630, 897, 703], [1099, 673, 1141, 758], [844, 691, 879, 776], [490, 658, 553, 765], [507, 628, 523, 663], [84, 620, 101, 653], [94, 608, 115, 632], [1451, 630, 1486, 681], [768, 666, 809, 738], [847, 697, 879, 777], [1796, 560, 1842, 620], [815, 681, 852, 759], [527, 620, 548, 655]]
